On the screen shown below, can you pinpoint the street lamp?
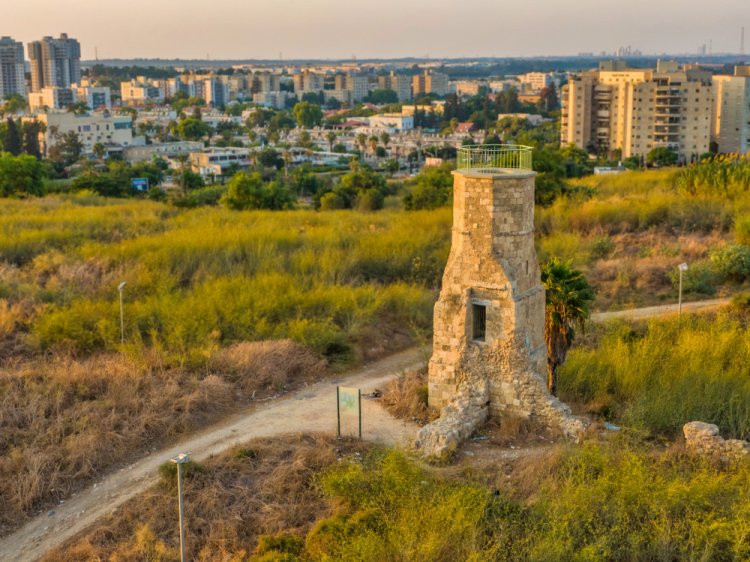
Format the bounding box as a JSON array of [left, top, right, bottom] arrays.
[[170, 452, 191, 562], [117, 281, 127, 344], [677, 263, 688, 321]]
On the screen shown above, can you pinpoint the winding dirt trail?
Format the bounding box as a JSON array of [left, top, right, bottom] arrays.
[[0, 347, 427, 562], [0, 296, 729, 561]]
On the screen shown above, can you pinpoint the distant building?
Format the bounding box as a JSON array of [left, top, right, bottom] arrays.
[[377, 72, 412, 101], [293, 70, 325, 95], [28, 87, 75, 110], [27, 33, 81, 92], [347, 75, 371, 103], [712, 66, 750, 154], [413, 70, 449, 97], [120, 77, 165, 105], [188, 147, 251, 177], [452, 80, 483, 97], [123, 141, 203, 163], [497, 113, 547, 125], [252, 91, 293, 109], [561, 61, 714, 161], [0, 36, 26, 98], [369, 113, 414, 131], [203, 77, 230, 106], [32, 111, 136, 155], [75, 85, 112, 110], [518, 72, 555, 92]]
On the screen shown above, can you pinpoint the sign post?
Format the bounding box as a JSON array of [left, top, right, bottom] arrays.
[[131, 177, 149, 192], [336, 386, 362, 439]]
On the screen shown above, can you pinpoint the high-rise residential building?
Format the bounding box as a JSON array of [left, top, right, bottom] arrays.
[[712, 66, 750, 154], [293, 70, 324, 95], [346, 75, 370, 103], [413, 70, 449, 97], [0, 36, 26, 98], [27, 33, 81, 92], [561, 61, 714, 161], [377, 71, 412, 101], [203, 77, 230, 106]]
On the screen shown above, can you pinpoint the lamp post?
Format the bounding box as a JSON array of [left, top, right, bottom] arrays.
[[677, 263, 688, 321], [170, 452, 191, 562], [117, 281, 127, 344]]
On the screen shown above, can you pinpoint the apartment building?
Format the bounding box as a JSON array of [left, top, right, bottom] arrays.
[[0, 36, 26, 98], [120, 78, 165, 105], [75, 85, 112, 110], [369, 113, 414, 131], [453, 80, 483, 96], [347, 75, 370, 103], [712, 66, 750, 154], [412, 70, 449, 97], [188, 147, 251, 177], [202, 77, 230, 106], [28, 87, 75, 110], [293, 70, 325, 95], [250, 72, 281, 94], [561, 61, 714, 161], [32, 111, 135, 154], [518, 72, 554, 92], [377, 71, 412, 101], [28, 33, 81, 92], [252, 90, 293, 109]]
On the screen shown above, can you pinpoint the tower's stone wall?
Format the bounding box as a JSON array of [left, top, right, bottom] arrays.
[[415, 169, 585, 460]]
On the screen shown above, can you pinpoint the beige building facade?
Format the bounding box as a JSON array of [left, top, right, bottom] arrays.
[[562, 62, 718, 161]]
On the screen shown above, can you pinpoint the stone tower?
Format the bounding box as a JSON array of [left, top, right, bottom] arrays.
[[415, 146, 585, 460]]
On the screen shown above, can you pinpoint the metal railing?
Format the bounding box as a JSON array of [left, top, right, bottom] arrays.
[[456, 144, 533, 173]]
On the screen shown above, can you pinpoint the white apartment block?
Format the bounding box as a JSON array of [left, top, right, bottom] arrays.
[[32, 111, 136, 155], [453, 80, 483, 96], [0, 36, 26, 98], [369, 113, 414, 131], [203, 78, 230, 106], [712, 67, 750, 154]]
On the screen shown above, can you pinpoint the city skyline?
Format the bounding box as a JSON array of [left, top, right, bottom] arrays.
[[3, 0, 749, 60]]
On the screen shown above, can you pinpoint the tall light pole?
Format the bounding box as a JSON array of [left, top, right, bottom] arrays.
[[677, 263, 688, 321], [170, 452, 190, 562], [117, 281, 127, 344]]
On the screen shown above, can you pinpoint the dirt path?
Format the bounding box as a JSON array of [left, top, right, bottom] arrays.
[[1, 296, 730, 560], [0, 347, 428, 562], [592, 297, 729, 322]]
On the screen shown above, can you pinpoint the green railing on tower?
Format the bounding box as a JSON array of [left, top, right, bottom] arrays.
[[456, 145, 533, 173]]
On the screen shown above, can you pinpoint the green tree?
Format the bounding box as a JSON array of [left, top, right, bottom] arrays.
[[403, 162, 454, 210], [292, 101, 323, 129], [47, 131, 83, 167], [221, 171, 295, 210], [0, 152, 46, 196], [3, 118, 22, 155], [365, 89, 398, 104], [21, 122, 42, 159], [92, 142, 106, 160], [541, 258, 595, 396], [647, 147, 678, 167], [1, 94, 27, 116], [326, 131, 337, 152], [177, 117, 211, 140]]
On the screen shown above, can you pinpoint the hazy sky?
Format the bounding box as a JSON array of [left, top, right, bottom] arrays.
[[5, 0, 749, 60]]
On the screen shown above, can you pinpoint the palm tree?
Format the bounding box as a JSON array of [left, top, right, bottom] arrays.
[[369, 135, 379, 156], [356, 133, 367, 156], [326, 131, 336, 152], [541, 258, 595, 396], [380, 131, 390, 149]]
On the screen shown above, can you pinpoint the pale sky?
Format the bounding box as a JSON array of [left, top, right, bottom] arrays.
[[5, 0, 749, 60]]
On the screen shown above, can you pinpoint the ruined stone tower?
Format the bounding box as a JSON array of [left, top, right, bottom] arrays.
[[415, 146, 585, 459]]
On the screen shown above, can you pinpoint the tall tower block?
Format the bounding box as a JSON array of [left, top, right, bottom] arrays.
[[417, 146, 584, 459]]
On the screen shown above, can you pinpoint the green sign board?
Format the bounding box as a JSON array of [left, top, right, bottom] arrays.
[[337, 386, 362, 439]]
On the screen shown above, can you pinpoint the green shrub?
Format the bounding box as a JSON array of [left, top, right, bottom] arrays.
[[667, 259, 718, 295], [711, 244, 750, 282]]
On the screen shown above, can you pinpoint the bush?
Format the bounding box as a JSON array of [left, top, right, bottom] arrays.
[[710, 244, 750, 282], [667, 259, 717, 295]]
